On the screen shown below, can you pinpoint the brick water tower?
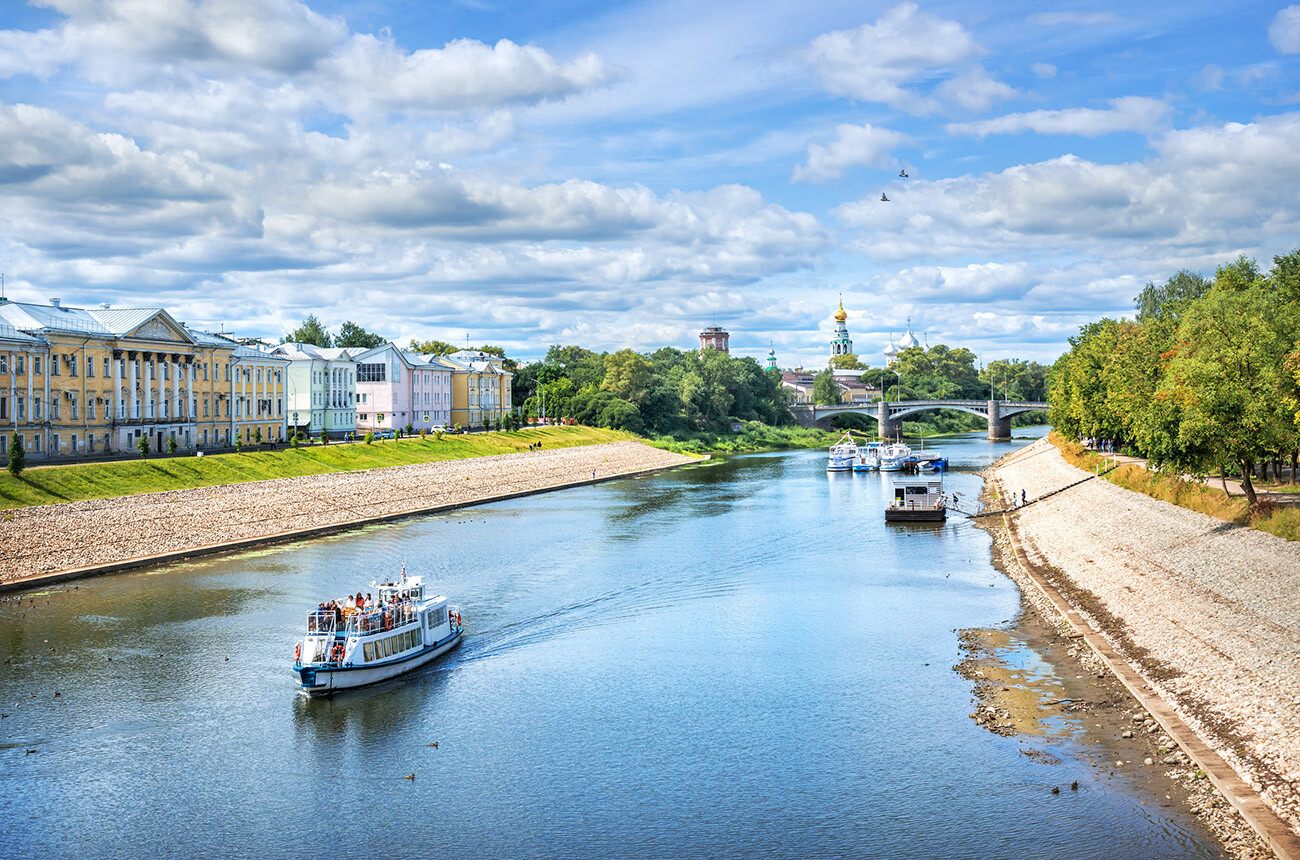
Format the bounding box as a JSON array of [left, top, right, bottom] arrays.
[[699, 325, 730, 354]]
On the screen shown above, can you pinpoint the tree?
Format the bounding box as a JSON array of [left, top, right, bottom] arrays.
[[166, 436, 177, 455], [602, 349, 652, 405], [290, 433, 300, 449], [282, 314, 332, 347], [137, 436, 150, 457], [409, 338, 457, 356], [336, 321, 385, 349], [234, 435, 243, 453], [813, 369, 840, 405], [829, 353, 866, 370], [7, 432, 24, 477], [253, 427, 262, 445], [1134, 270, 1211, 323]]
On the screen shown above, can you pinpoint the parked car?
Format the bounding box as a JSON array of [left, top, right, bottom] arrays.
[[376, 429, 395, 439], [429, 424, 449, 433]]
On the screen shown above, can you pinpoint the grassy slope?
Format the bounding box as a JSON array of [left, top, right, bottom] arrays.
[[0, 427, 634, 511], [1051, 432, 1300, 542]]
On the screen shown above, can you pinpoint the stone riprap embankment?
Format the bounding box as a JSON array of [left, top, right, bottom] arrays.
[[994, 437, 1300, 837], [0, 441, 697, 585]]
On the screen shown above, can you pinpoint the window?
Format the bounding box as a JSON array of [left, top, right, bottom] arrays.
[[0, 396, 6, 420], [364, 642, 375, 662], [70, 396, 78, 420], [16, 355, 24, 374], [70, 434, 77, 452], [52, 433, 60, 451], [88, 434, 94, 452], [203, 363, 209, 381], [256, 367, 262, 383], [32, 434, 40, 452], [357, 362, 386, 383], [104, 357, 110, 378], [382, 638, 392, 658], [51, 397, 60, 420], [277, 397, 282, 415], [103, 433, 109, 450], [32, 356, 41, 375], [147, 400, 155, 419], [52, 355, 61, 376], [204, 398, 209, 417]]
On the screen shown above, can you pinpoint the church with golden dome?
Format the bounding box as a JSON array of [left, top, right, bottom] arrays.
[[830, 297, 853, 359]]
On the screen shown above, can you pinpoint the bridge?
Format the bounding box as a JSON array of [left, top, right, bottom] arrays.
[[789, 399, 1049, 440]]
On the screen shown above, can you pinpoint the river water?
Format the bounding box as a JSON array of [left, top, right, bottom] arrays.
[[1, 430, 1220, 859]]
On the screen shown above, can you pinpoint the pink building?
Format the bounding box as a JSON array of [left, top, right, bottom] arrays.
[[354, 343, 453, 433]]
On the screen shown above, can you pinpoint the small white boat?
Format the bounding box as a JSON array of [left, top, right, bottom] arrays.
[[292, 574, 462, 697], [878, 442, 912, 471], [853, 441, 882, 472], [827, 432, 858, 472]]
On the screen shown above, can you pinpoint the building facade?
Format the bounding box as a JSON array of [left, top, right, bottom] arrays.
[[354, 343, 453, 433], [0, 297, 238, 458], [270, 343, 358, 438], [699, 325, 730, 354], [231, 344, 290, 444], [438, 350, 513, 429]]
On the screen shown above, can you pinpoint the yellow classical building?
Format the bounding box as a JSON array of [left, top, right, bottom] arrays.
[[0, 296, 277, 458], [437, 350, 513, 429]]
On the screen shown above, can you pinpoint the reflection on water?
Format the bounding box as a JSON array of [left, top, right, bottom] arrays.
[[0, 429, 1221, 859]]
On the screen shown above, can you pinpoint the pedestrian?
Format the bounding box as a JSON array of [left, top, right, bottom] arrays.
[[1021, 489, 1027, 506]]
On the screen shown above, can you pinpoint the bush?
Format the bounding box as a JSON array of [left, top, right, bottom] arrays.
[[405, 423, 414, 435], [234, 436, 243, 453], [420, 428, 427, 439], [290, 434, 300, 449], [320, 434, 329, 446], [434, 430, 443, 442], [166, 436, 177, 455], [137, 436, 151, 457], [364, 431, 374, 445], [7, 432, 24, 477], [253, 428, 262, 445]]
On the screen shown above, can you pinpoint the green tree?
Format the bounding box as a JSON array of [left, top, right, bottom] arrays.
[[7, 432, 24, 477], [336, 321, 385, 349], [602, 349, 652, 405], [137, 436, 150, 457], [813, 369, 841, 405], [166, 436, 177, 455], [282, 314, 332, 347], [253, 427, 262, 445], [1134, 269, 1211, 323], [234, 435, 243, 453], [829, 353, 866, 370], [408, 338, 458, 355]]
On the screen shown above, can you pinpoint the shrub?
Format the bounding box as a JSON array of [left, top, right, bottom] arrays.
[[234, 436, 243, 453], [434, 430, 443, 442], [253, 428, 262, 445], [364, 431, 374, 445], [137, 436, 151, 457], [420, 428, 427, 439], [290, 434, 300, 449], [405, 422, 414, 435], [7, 432, 24, 477], [320, 434, 329, 446], [166, 436, 177, 455]]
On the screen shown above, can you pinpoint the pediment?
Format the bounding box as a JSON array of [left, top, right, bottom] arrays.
[[129, 313, 190, 343]]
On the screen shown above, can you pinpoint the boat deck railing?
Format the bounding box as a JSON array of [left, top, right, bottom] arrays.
[[345, 602, 419, 636]]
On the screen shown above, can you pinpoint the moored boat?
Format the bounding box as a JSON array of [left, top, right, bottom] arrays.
[[852, 441, 882, 472], [885, 477, 947, 522], [827, 432, 858, 472], [292, 574, 463, 697], [878, 442, 912, 471]]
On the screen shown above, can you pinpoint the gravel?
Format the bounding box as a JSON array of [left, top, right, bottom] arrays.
[[0, 441, 697, 583], [994, 437, 1300, 836]]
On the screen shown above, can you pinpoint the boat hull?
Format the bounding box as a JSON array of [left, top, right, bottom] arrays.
[[295, 631, 463, 697], [885, 508, 946, 522]]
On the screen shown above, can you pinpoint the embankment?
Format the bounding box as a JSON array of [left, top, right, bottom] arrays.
[[990, 436, 1300, 854], [0, 441, 698, 590]]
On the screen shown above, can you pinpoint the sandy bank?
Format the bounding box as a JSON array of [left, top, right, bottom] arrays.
[[991, 437, 1300, 846], [0, 441, 697, 587]]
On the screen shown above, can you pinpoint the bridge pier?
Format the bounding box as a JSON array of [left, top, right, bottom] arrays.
[[877, 400, 901, 441], [987, 400, 1011, 440]]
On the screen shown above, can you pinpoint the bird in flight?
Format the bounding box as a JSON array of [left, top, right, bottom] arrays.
[[899, 169, 909, 178], [880, 193, 890, 202]]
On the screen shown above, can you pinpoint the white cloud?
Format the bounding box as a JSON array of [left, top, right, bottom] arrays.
[[1031, 63, 1056, 79], [1269, 5, 1300, 54], [792, 123, 910, 182], [800, 3, 1000, 115], [879, 262, 1037, 302], [945, 96, 1172, 138], [837, 113, 1300, 267], [1193, 64, 1224, 91], [934, 65, 1017, 112], [1027, 12, 1122, 27]]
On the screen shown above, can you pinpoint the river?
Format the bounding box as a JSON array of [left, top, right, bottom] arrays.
[[0, 430, 1222, 859]]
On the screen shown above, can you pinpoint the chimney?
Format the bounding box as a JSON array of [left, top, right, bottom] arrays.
[[100, 303, 111, 309], [49, 297, 61, 308]]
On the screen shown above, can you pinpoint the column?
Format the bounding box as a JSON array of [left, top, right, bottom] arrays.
[[128, 352, 137, 421], [111, 350, 120, 422], [173, 356, 182, 426], [987, 400, 1010, 440]]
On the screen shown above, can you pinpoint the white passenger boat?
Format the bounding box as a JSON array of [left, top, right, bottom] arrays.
[[853, 441, 882, 472], [878, 442, 912, 471], [292, 574, 462, 697], [827, 432, 858, 472]]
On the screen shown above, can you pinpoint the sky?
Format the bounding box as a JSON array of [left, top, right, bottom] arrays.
[[1, 1, 1299, 367]]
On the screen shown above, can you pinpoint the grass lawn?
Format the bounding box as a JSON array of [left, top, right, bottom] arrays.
[[0, 427, 635, 511]]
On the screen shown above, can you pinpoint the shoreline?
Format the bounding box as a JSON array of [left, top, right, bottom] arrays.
[[979, 439, 1300, 860], [0, 441, 701, 595]]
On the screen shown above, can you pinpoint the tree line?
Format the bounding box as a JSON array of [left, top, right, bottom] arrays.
[[1048, 251, 1300, 504]]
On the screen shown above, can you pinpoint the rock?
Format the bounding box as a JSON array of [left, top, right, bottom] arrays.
[[1145, 758, 1154, 766], [1115, 760, 1125, 767], [1121, 730, 1134, 738], [1162, 755, 1181, 765]]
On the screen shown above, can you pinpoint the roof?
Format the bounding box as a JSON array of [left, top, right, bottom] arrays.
[[0, 298, 200, 345], [271, 343, 358, 362]]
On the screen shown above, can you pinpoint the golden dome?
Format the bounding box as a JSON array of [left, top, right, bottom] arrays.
[[834, 298, 847, 323]]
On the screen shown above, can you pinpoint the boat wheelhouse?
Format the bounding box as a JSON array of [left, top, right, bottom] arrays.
[[885, 477, 947, 522], [827, 432, 858, 472], [292, 575, 463, 697]]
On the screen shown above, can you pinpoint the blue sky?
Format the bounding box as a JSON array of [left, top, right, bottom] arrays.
[[1, 1, 1298, 367]]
